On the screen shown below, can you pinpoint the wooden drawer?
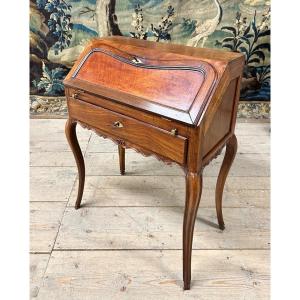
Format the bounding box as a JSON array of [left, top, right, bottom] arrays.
[[68, 97, 188, 164]]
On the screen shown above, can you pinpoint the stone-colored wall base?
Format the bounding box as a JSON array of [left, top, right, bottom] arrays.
[[30, 96, 270, 119], [30, 96, 67, 117], [237, 102, 270, 119]]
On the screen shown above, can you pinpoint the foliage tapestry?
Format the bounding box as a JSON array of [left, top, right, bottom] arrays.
[[30, 0, 270, 102]]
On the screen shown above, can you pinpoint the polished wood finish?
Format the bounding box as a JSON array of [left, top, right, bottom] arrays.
[[68, 98, 187, 164], [65, 43, 217, 126], [118, 145, 125, 175], [183, 172, 203, 290], [216, 134, 238, 230], [64, 36, 244, 290], [65, 119, 85, 210], [76, 50, 206, 111]]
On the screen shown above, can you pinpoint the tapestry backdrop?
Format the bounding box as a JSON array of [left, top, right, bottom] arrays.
[[30, 0, 270, 113]]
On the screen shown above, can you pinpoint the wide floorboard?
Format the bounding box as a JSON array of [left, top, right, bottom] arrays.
[[30, 119, 270, 299]]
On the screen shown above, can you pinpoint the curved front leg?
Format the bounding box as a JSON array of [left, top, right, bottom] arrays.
[[215, 134, 237, 230], [65, 119, 85, 210], [183, 172, 203, 290]]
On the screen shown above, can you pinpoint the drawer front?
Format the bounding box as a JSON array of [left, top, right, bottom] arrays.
[[68, 98, 187, 164]]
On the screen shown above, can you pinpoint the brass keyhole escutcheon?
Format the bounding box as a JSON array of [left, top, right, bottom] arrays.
[[113, 121, 124, 128], [72, 90, 84, 99], [132, 57, 143, 64]]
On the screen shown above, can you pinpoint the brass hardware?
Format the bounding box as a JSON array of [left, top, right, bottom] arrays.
[[171, 128, 178, 136], [132, 57, 143, 64], [113, 121, 124, 128], [72, 90, 84, 99]]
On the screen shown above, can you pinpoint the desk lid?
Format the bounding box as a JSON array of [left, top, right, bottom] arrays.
[[64, 38, 222, 126]]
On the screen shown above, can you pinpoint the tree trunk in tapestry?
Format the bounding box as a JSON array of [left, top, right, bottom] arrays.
[[96, 0, 122, 36]]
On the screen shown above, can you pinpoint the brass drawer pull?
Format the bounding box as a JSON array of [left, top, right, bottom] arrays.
[[171, 128, 178, 136], [113, 121, 124, 128]]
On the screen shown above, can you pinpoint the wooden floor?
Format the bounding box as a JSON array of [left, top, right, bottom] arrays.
[[30, 119, 270, 300]]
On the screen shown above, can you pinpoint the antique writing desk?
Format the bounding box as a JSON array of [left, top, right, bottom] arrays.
[[64, 36, 244, 290]]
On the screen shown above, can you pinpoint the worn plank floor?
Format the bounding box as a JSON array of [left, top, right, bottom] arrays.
[[30, 119, 270, 299]]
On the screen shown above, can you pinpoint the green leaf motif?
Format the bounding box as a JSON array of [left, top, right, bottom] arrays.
[[245, 33, 254, 39], [239, 46, 249, 57], [222, 43, 234, 50], [252, 50, 265, 61], [36, 63, 67, 96], [244, 25, 251, 36], [239, 36, 250, 46], [258, 29, 271, 38], [253, 43, 270, 52], [221, 26, 237, 36], [251, 18, 258, 38], [236, 40, 243, 48], [222, 37, 234, 43], [248, 58, 260, 64]]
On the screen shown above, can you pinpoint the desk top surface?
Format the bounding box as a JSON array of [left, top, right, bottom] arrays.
[[64, 37, 244, 126]]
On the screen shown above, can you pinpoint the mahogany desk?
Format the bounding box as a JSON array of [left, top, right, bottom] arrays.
[[64, 36, 244, 290]]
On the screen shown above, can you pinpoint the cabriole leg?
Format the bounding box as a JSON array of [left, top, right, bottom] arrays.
[[215, 134, 237, 230], [65, 119, 85, 210], [183, 172, 203, 290]]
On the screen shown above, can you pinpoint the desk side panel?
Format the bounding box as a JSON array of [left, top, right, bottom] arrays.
[[202, 78, 239, 159]]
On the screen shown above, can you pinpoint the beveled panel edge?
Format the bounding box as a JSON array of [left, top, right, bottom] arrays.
[[64, 38, 228, 127], [189, 65, 218, 125], [70, 46, 218, 117], [63, 40, 222, 126], [64, 78, 195, 126], [98, 36, 245, 63], [71, 47, 208, 78]]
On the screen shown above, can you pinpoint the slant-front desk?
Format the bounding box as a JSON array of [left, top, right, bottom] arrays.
[[64, 36, 244, 290]]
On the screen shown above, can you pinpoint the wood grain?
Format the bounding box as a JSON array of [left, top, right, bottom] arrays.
[[30, 119, 91, 143], [235, 123, 270, 136], [68, 98, 187, 164], [68, 176, 270, 208], [205, 153, 269, 177], [75, 50, 207, 111], [30, 254, 50, 298], [183, 173, 203, 289], [101, 36, 244, 63], [37, 250, 269, 300], [65, 40, 220, 125], [86, 133, 134, 153], [82, 152, 269, 177], [54, 207, 269, 250], [30, 167, 77, 202], [118, 145, 125, 175], [30, 151, 81, 167], [30, 202, 66, 253], [30, 119, 270, 298], [215, 135, 238, 230], [63, 37, 247, 289], [84, 152, 182, 175], [236, 135, 270, 154], [85, 134, 269, 155], [65, 119, 85, 209]]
